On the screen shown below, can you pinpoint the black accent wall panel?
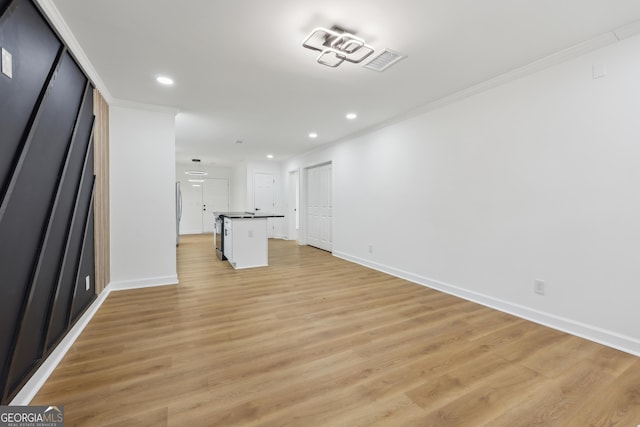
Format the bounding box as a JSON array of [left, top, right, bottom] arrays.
[[70, 195, 96, 323], [0, 0, 96, 404], [0, 0, 62, 200], [46, 142, 95, 350], [5, 85, 94, 393], [0, 51, 86, 395], [0, 0, 10, 17]]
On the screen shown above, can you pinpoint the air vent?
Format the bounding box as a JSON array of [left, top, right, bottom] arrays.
[[363, 49, 406, 72]]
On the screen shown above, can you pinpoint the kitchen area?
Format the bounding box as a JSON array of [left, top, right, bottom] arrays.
[[214, 212, 285, 269], [176, 161, 287, 269]]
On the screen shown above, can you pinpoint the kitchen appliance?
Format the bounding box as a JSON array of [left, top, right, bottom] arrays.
[[214, 214, 225, 260], [175, 181, 182, 246]]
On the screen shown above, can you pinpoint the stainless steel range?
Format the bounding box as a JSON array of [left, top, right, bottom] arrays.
[[214, 214, 225, 260]]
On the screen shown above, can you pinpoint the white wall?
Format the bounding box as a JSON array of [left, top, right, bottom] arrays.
[[110, 105, 178, 288], [231, 161, 247, 211], [283, 35, 640, 355]]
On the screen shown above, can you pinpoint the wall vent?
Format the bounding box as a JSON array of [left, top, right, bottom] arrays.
[[363, 49, 407, 72]]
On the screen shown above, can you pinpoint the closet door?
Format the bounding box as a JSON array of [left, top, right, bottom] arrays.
[[306, 163, 332, 252]]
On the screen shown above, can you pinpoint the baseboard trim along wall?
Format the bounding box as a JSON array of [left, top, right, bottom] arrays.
[[9, 277, 179, 405], [108, 275, 179, 290], [9, 289, 108, 406], [333, 251, 640, 358]]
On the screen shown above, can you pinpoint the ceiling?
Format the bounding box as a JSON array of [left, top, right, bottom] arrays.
[[50, 0, 640, 167]]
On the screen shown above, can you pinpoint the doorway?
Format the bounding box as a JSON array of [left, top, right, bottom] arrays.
[[288, 170, 300, 241], [179, 178, 228, 234], [253, 172, 276, 237], [254, 173, 274, 214], [305, 163, 332, 252], [202, 178, 229, 233]]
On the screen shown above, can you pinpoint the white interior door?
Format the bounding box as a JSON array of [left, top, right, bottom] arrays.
[[306, 163, 332, 251], [179, 181, 203, 235], [254, 173, 274, 214], [202, 178, 229, 233], [254, 172, 275, 237], [288, 170, 300, 241]]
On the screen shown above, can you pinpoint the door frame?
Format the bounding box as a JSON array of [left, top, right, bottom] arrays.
[[302, 161, 332, 252], [288, 170, 299, 241], [201, 177, 229, 233]]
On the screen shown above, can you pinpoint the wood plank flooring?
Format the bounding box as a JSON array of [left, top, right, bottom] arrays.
[[33, 234, 640, 426]]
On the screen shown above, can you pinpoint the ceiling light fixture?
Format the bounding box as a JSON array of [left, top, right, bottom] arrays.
[[302, 26, 374, 68], [184, 158, 208, 176], [267, 154, 274, 159], [156, 76, 174, 85], [188, 179, 205, 183], [309, 132, 318, 138], [346, 113, 357, 120]]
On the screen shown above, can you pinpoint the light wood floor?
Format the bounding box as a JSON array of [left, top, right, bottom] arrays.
[[34, 235, 640, 426]]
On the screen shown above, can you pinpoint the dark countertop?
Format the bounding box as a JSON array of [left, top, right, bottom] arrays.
[[216, 212, 285, 219]]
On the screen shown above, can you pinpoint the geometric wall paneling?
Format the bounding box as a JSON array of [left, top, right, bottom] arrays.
[[0, 0, 62, 202], [0, 49, 86, 402], [0, 0, 96, 404], [4, 83, 95, 397], [70, 193, 95, 324], [44, 140, 95, 353], [0, 1, 9, 17], [0, 0, 10, 16]]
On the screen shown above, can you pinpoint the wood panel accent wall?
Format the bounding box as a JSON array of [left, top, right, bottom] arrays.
[[93, 89, 109, 295], [0, 0, 97, 404]]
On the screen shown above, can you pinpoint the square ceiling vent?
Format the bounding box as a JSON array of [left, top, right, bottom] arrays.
[[363, 49, 407, 72]]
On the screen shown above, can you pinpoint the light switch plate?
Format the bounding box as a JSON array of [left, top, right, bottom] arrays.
[[2, 48, 12, 78]]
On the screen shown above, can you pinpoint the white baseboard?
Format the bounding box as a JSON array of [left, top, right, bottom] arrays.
[[108, 275, 179, 290], [9, 289, 110, 405], [10, 276, 179, 405], [333, 251, 640, 357]]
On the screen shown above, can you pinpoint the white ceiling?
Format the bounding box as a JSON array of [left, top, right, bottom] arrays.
[[51, 0, 640, 166]]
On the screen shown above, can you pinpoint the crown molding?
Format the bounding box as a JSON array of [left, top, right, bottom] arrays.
[[109, 98, 179, 116], [333, 26, 639, 147], [613, 19, 640, 40]]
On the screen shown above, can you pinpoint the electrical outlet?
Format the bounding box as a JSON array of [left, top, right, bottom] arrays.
[[593, 63, 606, 79], [85, 275, 91, 291], [534, 279, 545, 295]]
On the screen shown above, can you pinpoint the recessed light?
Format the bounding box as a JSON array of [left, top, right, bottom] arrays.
[[156, 76, 174, 86], [188, 179, 205, 183], [346, 112, 357, 120], [192, 184, 201, 187], [309, 132, 318, 139], [267, 154, 274, 159], [185, 170, 208, 176]]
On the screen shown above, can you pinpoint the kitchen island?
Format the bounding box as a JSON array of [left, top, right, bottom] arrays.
[[214, 212, 284, 269]]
